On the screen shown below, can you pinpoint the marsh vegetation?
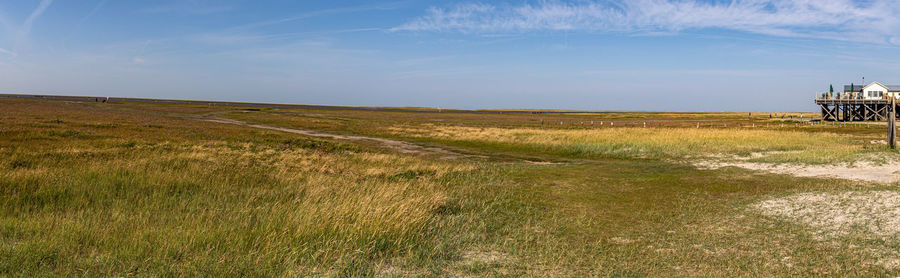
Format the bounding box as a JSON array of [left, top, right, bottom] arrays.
[[2, 98, 899, 276]]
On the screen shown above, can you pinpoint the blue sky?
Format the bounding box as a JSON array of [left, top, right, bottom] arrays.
[[1, 0, 900, 111]]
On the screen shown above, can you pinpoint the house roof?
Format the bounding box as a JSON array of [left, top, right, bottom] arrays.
[[844, 85, 864, 91], [844, 83, 900, 92]]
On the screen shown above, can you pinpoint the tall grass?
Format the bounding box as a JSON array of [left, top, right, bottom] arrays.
[[389, 124, 885, 163], [0, 100, 486, 276]]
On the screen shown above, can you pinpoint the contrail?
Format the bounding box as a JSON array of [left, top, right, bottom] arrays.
[[23, 0, 53, 35]]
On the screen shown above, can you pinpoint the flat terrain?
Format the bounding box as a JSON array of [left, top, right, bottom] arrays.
[[2, 97, 899, 276]]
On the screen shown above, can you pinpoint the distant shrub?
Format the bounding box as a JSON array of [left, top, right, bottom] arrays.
[[279, 138, 353, 153], [431, 199, 462, 216], [389, 169, 436, 181], [83, 123, 119, 129], [120, 141, 138, 148], [10, 158, 34, 169], [44, 129, 82, 138]]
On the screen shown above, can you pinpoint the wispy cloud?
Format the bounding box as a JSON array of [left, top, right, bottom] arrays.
[[131, 40, 151, 65], [80, 0, 109, 25], [179, 3, 401, 47], [228, 3, 404, 31], [131, 57, 147, 65], [22, 0, 53, 36], [62, 0, 109, 46], [0, 10, 12, 33], [0, 48, 17, 57], [394, 0, 900, 44], [144, 0, 233, 15], [4, 0, 53, 55], [194, 28, 383, 45]]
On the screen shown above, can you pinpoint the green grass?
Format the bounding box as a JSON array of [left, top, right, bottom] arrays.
[[2, 98, 900, 276], [480, 162, 894, 276]]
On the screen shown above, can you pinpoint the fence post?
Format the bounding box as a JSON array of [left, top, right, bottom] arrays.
[[890, 98, 896, 149]]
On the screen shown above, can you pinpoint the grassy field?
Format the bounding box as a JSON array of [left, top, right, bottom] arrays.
[[2, 98, 899, 276]]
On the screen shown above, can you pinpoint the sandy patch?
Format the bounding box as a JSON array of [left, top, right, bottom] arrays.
[[608, 237, 636, 244], [695, 160, 900, 183], [753, 191, 900, 268], [377, 264, 421, 277], [754, 191, 900, 238], [461, 250, 511, 265], [443, 250, 517, 277]]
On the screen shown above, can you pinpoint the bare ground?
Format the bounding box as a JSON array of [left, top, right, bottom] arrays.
[[753, 191, 900, 268], [695, 160, 900, 183], [754, 191, 900, 238]]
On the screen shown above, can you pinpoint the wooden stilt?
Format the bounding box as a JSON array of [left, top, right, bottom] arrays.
[[888, 99, 897, 150]]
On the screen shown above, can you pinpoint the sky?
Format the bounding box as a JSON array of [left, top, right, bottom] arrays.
[[1, 0, 900, 112]]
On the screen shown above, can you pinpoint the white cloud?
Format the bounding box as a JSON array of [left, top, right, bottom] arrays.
[[0, 48, 16, 57], [394, 0, 900, 44]]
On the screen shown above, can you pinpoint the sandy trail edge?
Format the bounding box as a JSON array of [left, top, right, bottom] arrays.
[[695, 160, 900, 183], [202, 117, 470, 159]]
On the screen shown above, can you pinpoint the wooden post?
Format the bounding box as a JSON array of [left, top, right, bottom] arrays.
[[890, 98, 896, 149]]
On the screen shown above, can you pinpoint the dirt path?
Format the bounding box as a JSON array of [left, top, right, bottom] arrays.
[[64, 102, 478, 160], [203, 117, 470, 159]]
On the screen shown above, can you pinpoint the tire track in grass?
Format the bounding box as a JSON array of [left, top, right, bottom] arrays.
[[202, 117, 473, 159]]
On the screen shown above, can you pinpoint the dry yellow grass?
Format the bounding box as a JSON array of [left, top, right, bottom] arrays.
[[389, 124, 882, 163], [0, 99, 487, 276]]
